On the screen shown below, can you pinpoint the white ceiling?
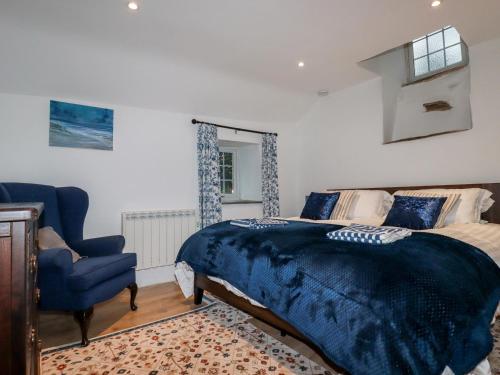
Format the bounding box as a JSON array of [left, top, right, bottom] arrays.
[[1, 0, 500, 121]]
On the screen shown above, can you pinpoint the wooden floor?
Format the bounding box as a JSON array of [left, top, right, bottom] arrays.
[[39, 282, 334, 371], [39, 282, 203, 348]]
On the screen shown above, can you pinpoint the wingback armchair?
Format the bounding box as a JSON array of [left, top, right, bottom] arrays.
[[0, 183, 138, 346]]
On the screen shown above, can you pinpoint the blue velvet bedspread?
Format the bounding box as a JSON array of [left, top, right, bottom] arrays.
[[176, 221, 500, 375]]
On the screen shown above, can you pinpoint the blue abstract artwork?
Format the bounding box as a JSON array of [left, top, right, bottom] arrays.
[[49, 100, 114, 150]]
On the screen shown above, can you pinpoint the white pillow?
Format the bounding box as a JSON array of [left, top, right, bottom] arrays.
[[402, 188, 493, 225], [341, 190, 393, 220]]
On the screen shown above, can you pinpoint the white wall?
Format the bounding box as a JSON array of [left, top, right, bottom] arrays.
[[360, 46, 408, 142], [236, 144, 262, 201], [392, 67, 472, 142], [0, 92, 299, 285], [222, 204, 264, 221], [295, 37, 500, 213]]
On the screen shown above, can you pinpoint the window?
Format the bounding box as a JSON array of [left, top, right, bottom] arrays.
[[408, 26, 468, 83], [219, 148, 237, 200], [218, 140, 262, 203]]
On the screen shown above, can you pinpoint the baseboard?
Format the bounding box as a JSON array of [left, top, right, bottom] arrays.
[[135, 264, 176, 287]]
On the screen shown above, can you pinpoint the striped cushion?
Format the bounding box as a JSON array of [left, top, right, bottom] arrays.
[[230, 218, 288, 229], [330, 190, 357, 220], [327, 224, 412, 245], [394, 191, 460, 228]]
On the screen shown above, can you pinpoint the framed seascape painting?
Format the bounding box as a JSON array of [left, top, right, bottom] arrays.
[[49, 100, 114, 151]]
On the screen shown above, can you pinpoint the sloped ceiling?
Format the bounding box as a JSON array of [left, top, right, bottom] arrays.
[[1, 0, 499, 122]]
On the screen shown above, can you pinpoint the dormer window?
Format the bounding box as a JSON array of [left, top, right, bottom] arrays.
[[408, 26, 468, 83]]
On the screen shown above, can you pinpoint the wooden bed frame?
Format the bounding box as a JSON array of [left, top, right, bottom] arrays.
[[193, 182, 500, 373], [193, 274, 348, 373]]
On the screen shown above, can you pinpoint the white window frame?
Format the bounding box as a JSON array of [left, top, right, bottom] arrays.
[[407, 26, 469, 84], [219, 147, 239, 201]]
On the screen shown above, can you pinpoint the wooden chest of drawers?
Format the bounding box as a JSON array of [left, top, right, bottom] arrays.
[[0, 203, 43, 375]]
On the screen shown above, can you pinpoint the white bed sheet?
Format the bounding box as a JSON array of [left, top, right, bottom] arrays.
[[424, 223, 500, 266]]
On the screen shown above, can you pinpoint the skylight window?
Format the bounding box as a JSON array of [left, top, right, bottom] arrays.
[[408, 26, 468, 83]]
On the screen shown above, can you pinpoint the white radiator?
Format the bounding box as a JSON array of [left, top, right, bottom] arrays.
[[121, 209, 197, 270]]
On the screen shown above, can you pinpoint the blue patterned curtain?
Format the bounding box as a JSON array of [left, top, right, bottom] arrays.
[[197, 124, 222, 228], [262, 133, 280, 217]]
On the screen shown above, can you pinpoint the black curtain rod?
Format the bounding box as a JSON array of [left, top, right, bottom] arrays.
[[191, 119, 278, 137]]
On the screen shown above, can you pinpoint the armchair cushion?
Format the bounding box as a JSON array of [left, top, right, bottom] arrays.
[[38, 226, 81, 262], [68, 253, 137, 292], [38, 248, 74, 276], [70, 235, 125, 257]]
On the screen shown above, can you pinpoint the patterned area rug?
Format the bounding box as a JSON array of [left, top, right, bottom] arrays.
[[41, 301, 500, 375], [41, 301, 330, 374], [492, 319, 500, 375]]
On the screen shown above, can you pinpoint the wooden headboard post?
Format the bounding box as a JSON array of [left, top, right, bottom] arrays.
[[326, 183, 500, 224]]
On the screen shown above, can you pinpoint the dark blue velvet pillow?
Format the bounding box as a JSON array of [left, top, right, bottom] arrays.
[[383, 195, 447, 230], [300, 192, 340, 220]]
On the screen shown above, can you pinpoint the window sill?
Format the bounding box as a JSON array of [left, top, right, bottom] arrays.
[[403, 64, 466, 87], [222, 200, 263, 205]]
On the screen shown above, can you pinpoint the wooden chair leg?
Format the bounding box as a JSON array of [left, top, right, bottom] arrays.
[[74, 307, 94, 347], [127, 282, 138, 311], [194, 286, 204, 305]]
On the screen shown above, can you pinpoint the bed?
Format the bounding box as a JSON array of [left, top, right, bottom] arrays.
[[176, 183, 500, 375]]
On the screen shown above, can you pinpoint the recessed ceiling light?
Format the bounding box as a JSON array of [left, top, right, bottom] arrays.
[[431, 0, 441, 7], [128, 1, 139, 10], [298, 61, 305, 68]]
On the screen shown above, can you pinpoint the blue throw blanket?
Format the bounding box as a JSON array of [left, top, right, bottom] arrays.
[[176, 221, 500, 375]]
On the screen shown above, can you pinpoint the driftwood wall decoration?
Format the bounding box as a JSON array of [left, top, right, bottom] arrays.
[[423, 100, 453, 112]]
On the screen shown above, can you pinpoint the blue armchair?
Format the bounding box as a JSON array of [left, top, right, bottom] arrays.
[[0, 183, 138, 346]]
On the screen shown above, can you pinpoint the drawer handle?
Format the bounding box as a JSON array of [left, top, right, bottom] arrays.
[[31, 328, 36, 344], [30, 255, 37, 273], [35, 288, 41, 304]]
